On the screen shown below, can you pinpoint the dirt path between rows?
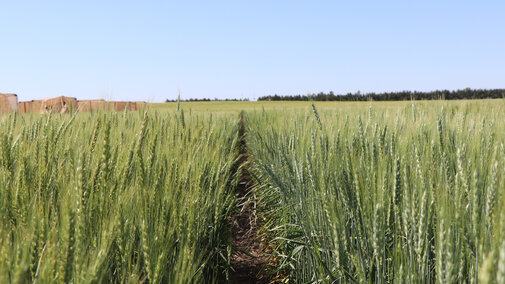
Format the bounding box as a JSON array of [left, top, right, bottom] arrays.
[[228, 114, 270, 283]]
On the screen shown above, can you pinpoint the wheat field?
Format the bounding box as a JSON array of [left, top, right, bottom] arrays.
[[248, 100, 505, 283], [0, 110, 240, 283], [1, 100, 504, 283]]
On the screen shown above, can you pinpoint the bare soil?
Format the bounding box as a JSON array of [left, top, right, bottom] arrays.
[[228, 115, 271, 283]]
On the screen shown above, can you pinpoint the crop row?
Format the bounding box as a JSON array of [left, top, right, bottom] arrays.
[[248, 101, 505, 283], [0, 111, 239, 283]]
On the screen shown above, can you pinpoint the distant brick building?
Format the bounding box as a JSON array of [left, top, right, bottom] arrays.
[[0, 93, 18, 113], [42, 96, 77, 113]]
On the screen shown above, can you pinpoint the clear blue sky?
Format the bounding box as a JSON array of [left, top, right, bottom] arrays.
[[1, 1, 504, 102]]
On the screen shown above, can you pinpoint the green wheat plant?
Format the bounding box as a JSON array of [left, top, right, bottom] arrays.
[[247, 100, 505, 283], [0, 110, 240, 283]]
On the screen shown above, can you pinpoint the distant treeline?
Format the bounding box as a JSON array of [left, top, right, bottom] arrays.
[[258, 88, 505, 101], [165, 98, 250, 102]]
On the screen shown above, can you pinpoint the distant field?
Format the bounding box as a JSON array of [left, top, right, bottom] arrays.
[[150, 98, 505, 112]]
